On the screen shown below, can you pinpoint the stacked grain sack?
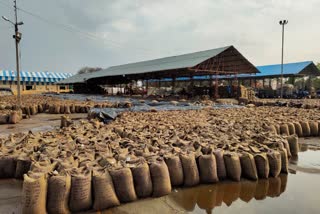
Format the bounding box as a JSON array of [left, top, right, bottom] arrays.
[[0, 106, 319, 212]]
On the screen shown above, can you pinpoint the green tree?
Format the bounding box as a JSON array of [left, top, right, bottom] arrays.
[[317, 63, 320, 70], [77, 67, 102, 74]]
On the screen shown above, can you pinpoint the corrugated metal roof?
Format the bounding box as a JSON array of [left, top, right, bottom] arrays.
[[89, 46, 231, 79], [59, 46, 232, 84], [0, 70, 73, 83], [255, 61, 314, 77], [151, 61, 319, 82]]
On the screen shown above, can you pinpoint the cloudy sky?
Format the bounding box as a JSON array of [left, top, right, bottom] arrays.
[[0, 0, 319, 73]]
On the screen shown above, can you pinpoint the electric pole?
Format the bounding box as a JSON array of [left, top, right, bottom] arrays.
[[279, 20, 288, 99], [2, 0, 23, 107]]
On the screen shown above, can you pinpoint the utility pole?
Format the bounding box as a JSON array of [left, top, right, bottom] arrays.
[[2, 0, 23, 107], [279, 20, 288, 98]]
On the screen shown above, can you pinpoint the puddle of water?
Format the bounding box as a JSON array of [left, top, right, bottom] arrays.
[[1, 139, 320, 214]]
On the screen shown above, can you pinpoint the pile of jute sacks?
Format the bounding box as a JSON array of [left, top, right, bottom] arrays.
[[0, 109, 22, 124], [249, 98, 320, 109], [0, 106, 319, 213], [0, 95, 128, 124]]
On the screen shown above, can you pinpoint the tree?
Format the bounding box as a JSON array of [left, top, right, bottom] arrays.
[[77, 67, 102, 74], [317, 63, 320, 70]]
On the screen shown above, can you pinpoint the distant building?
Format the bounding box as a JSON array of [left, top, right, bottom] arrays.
[[0, 70, 73, 94]]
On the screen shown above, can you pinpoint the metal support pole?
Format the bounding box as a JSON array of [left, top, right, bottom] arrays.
[[279, 20, 288, 98], [280, 24, 284, 98]]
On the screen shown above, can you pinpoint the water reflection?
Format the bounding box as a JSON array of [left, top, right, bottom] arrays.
[[169, 175, 288, 213]]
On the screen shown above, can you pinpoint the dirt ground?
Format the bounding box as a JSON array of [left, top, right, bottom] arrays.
[[0, 113, 87, 137]]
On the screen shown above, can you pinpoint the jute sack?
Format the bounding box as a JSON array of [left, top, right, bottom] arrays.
[[267, 177, 281, 197], [164, 156, 184, 186], [287, 123, 296, 135], [240, 153, 258, 180], [131, 162, 153, 198], [224, 152, 241, 182], [309, 121, 318, 136], [267, 151, 281, 177], [25, 106, 31, 116], [15, 159, 31, 179], [75, 105, 80, 113], [279, 149, 288, 173], [64, 105, 71, 114], [213, 150, 227, 180], [59, 105, 65, 114], [9, 111, 19, 124], [300, 121, 311, 137], [293, 122, 303, 137], [280, 124, 290, 136], [254, 153, 269, 179], [287, 135, 299, 156], [282, 140, 292, 158], [275, 124, 281, 135], [92, 170, 120, 210], [69, 171, 92, 212], [70, 104, 75, 113], [22, 173, 47, 214], [54, 105, 61, 114], [0, 114, 9, 124], [267, 124, 277, 135], [180, 154, 200, 186], [110, 168, 137, 202], [38, 104, 43, 113], [47, 175, 71, 214], [49, 105, 55, 114], [198, 154, 218, 183], [0, 156, 16, 178], [239, 180, 257, 202], [30, 105, 37, 115], [150, 160, 172, 197], [254, 179, 269, 200]]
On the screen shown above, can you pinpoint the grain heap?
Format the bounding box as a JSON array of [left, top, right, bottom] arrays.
[[0, 106, 319, 213]]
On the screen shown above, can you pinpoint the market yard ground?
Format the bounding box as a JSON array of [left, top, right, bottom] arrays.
[[0, 139, 319, 214], [1, 94, 320, 213]]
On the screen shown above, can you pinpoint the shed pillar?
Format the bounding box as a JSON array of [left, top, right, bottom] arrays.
[[172, 77, 176, 95], [209, 75, 213, 97], [269, 78, 272, 88], [146, 80, 149, 96], [190, 76, 194, 97]]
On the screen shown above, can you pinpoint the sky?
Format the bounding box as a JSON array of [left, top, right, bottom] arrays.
[[0, 0, 319, 74]]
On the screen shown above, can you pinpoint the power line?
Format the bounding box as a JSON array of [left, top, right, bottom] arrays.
[[4, 2, 155, 55]]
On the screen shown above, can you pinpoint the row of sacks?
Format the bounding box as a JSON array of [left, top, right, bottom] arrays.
[[21, 149, 289, 213], [0, 110, 22, 124], [268, 120, 318, 141], [21, 104, 91, 116], [248, 100, 320, 109]]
